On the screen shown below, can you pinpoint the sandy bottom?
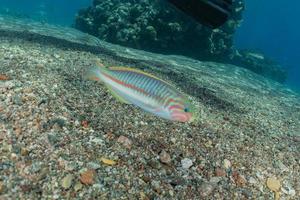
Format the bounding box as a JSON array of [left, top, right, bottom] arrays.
[[0, 37, 299, 199]]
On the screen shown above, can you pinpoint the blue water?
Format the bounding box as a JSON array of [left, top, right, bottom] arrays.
[[235, 0, 300, 92], [0, 0, 91, 25], [0, 0, 299, 92]]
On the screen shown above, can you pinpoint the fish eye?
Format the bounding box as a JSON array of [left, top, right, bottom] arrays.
[[184, 107, 189, 112]]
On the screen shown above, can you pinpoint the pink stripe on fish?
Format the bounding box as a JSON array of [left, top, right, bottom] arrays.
[[102, 71, 149, 96], [169, 104, 184, 111], [164, 98, 184, 108]]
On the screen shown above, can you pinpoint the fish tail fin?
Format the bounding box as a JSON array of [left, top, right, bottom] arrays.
[[84, 61, 108, 82], [84, 66, 102, 81]]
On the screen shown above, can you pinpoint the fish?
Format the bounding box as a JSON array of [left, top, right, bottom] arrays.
[[85, 63, 196, 122]]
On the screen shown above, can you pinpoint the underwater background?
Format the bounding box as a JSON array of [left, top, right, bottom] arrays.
[[0, 0, 300, 199], [235, 0, 300, 92], [1, 0, 299, 92]]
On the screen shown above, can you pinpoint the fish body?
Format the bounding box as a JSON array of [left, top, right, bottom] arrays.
[[86, 65, 195, 122]]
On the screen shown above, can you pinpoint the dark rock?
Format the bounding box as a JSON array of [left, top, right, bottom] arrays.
[[75, 0, 243, 60], [168, 177, 186, 187]]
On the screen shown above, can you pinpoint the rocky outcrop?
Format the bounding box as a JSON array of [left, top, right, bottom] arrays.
[[74, 0, 286, 83], [75, 0, 244, 60]]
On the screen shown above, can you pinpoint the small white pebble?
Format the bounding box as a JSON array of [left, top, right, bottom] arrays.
[[248, 177, 257, 184], [170, 138, 176, 144], [74, 120, 80, 126], [181, 158, 193, 169], [289, 188, 296, 196], [223, 159, 231, 169], [255, 171, 264, 180], [281, 184, 296, 196]]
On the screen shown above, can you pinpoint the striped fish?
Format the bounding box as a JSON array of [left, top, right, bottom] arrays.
[[85, 64, 196, 122]]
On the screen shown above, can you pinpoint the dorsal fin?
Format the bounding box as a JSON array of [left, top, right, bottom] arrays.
[[109, 66, 175, 87]]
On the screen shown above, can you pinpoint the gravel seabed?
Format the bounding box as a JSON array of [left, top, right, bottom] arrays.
[[0, 36, 299, 200]]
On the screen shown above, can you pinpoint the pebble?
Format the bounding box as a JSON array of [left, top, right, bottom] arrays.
[[100, 157, 117, 166], [181, 158, 193, 169], [81, 120, 89, 128], [223, 159, 231, 169], [61, 174, 74, 189], [151, 180, 161, 194], [281, 186, 296, 196], [12, 94, 22, 105], [92, 183, 102, 190], [37, 167, 49, 181], [74, 182, 83, 191], [241, 188, 253, 198], [20, 147, 29, 156], [159, 150, 171, 164], [0, 80, 15, 89], [80, 170, 95, 185], [0, 74, 10, 81], [53, 54, 60, 59], [204, 140, 213, 148], [266, 177, 281, 192], [148, 159, 161, 169], [255, 171, 264, 181], [276, 160, 288, 172], [248, 177, 257, 184], [140, 192, 148, 200], [168, 176, 186, 186], [50, 117, 67, 128], [2, 143, 12, 152], [215, 168, 226, 177], [65, 161, 77, 171], [169, 190, 174, 196], [140, 121, 147, 125], [266, 177, 281, 200], [170, 138, 176, 144], [89, 137, 104, 145], [288, 188, 296, 196], [87, 162, 101, 170], [198, 182, 216, 197], [0, 181, 4, 193], [117, 136, 132, 149], [210, 177, 222, 184], [232, 171, 247, 186], [30, 162, 42, 173], [10, 153, 18, 161]]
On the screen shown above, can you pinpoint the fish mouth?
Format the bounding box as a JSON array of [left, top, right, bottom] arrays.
[[171, 111, 193, 122]]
